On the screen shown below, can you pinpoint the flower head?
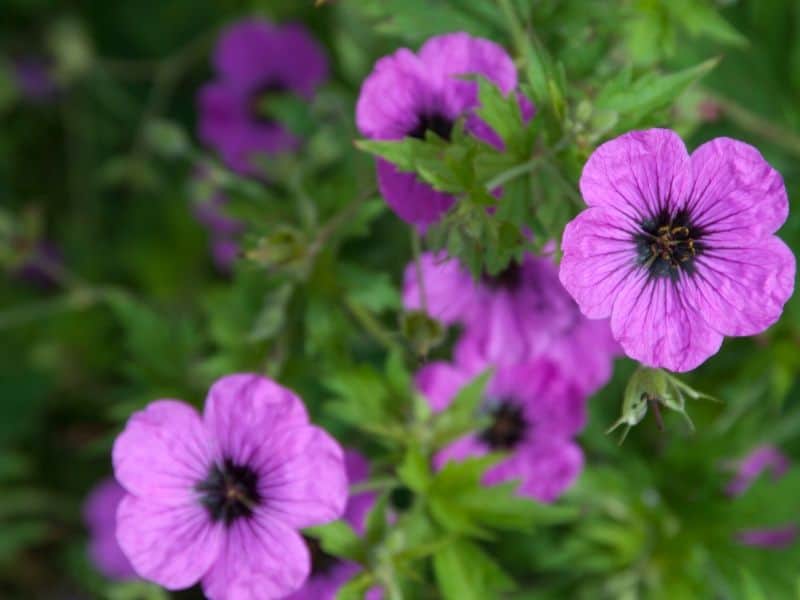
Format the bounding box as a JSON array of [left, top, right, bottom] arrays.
[[560, 129, 795, 372], [417, 357, 585, 502], [112, 374, 347, 599], [83, 477, 136, 580], [404, 250, 618, 394], [198, 19, 327, 176], [356, 32, 520, 227]]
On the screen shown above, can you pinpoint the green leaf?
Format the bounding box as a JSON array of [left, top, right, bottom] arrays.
[[335, 571, 375, 600], [304, 520, 365, 562], [431, 370, 492, 448], [433, 538, 515, 600], [595, 58, 720, 129], [397, 445, 432, 493], [428, 457, 578, 536]]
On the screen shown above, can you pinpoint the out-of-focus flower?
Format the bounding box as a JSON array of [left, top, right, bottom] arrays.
[[197, 19, 327, 176], [560, 129, 795, 372], [12, 56, 58, 103], [404, 251, 618, 395], [356, 32, 523, 227], [83, 477, 136, 580], [112, 374, 347, 599], [417, 356, 585, 502], [192, 189, 244, 273], [727, 445, 797, 549], [726, 445, 790, 496]]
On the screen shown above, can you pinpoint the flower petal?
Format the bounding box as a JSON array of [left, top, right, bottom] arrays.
[[685, 236, 795, 337], [112, 400, 213, 505], [356, 49, 437, 140], [376, 160, 455, 227], [415, 361, 471, 412], [685, 137, 789, 239], [116, 494, 222, 590], [203, 374, 309, 467], [213, 20, 327, 97], [559, 206, 639, 319], [486, 438, 583, 502], [579, 128, 690, 223], [201, 515, 310, 600], [253, 425, 347, 529], [417, 33, 517, 115], [402, 251, 479, 324], [610, 273, 723, 372]]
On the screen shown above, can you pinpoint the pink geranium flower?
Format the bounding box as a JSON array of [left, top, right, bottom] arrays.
[[356, 32, 522, 227], [404, 250, 618, 395], [112, 374, 347, 599], [417, 354, 585, 502], [197, 19, 327, 176], [560, 129, 795, 372]]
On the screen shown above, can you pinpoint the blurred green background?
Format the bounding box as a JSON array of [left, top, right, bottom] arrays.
[[0, 0, 799, 598]]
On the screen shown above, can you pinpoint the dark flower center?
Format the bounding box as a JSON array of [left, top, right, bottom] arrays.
[[304, 535, 341, 576], [478, 401, 527, 450], [482, 261, 523, 291], [634, 209, 704, 279], [407, 112, 453, 141], [196, 458, 261, 526], [248, 79, 289, 124]]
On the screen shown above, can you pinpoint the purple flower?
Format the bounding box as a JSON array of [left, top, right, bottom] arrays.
[[417, 356, 585, 502], [560, 129, 795, 372], [726, 445, 790, 497], [13, 56, 58, 103], [287, 450, 379, 600], [404, 251, 618, 395], [112, 374, 347, 599], [726, 446, 797, 549], [198, 19, 328, 176], [83, 478, 137, 580], [356, 32, 520, 227], [736, 526, 798, 549]]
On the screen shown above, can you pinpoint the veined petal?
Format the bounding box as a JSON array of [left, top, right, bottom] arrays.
[[201, 516, 310, 600], [112, 400, 213, 505], [685, 137, 789, 239], [117, 495, 222, 590], [685, 236, 795, 337], [203, 374, 309, 467], [560, 206, 639, 319], [610, 273, 723, 372], [579, 128, 691, 222]]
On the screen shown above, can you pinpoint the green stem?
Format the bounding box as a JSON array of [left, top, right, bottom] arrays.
[[410, 229, 429, 316], [485, 156, 544, 190], [345, 298, 401, 353], [0, 288, 100, 330], [350, 477, 397, 494]]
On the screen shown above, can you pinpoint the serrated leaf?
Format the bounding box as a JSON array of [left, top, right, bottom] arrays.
[[595, 58, 719, 129]]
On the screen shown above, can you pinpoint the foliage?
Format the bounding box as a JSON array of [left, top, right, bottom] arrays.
[[1, 0, 800, 598]]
